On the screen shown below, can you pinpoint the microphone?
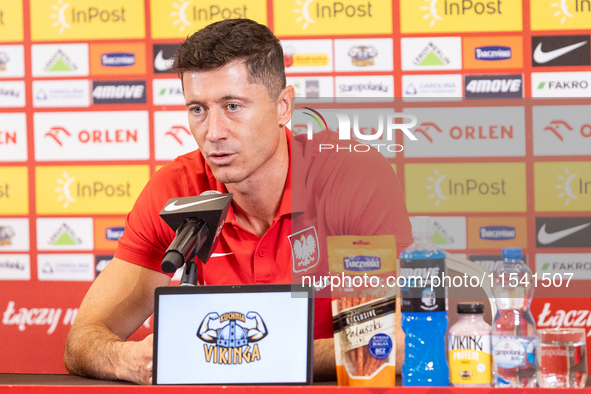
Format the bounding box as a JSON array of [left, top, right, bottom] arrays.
[[159, 191, 233, 275]]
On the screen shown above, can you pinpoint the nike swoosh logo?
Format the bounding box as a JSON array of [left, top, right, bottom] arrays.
[[537, 222, 591, 245], [533, 41, 588, 64], [210, 252, 233, 257], [154, 50, 173, 71], [164, 196, 226, 212]]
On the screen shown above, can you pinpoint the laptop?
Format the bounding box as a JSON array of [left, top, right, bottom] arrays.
[[153, 284, 314, 385]]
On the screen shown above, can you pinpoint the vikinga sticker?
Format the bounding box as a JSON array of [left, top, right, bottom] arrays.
[[288, 226, 320, 273], [196, 311, 267, 365]]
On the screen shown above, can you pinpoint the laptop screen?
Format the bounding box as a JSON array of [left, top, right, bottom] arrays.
[[153, 284, 313, 385]]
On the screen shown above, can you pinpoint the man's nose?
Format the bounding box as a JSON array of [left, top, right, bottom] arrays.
[[205, 109, 229, 142]]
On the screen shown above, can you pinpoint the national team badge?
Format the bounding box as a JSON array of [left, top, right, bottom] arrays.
[[288, 226, 320, 273]]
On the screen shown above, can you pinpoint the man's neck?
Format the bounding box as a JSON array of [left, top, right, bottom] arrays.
[[226, 132, 289, 237]]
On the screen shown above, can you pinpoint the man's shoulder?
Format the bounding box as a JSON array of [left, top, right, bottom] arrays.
[[294, 129, 391, 174]]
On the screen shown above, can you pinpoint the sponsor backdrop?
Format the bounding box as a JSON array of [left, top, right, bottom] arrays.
[[1, 0, 591, 374]]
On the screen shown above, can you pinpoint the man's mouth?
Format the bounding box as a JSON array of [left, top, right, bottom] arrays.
[[208, 152, 236, 166]]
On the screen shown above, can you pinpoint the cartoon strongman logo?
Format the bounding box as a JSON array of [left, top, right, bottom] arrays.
[[196, 311, 268, 365]]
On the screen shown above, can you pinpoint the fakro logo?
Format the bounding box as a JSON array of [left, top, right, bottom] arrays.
[[301, 107, 416, 153], [414, 121, 514, 143], [45, 126, 138, 146], [543, 120, 591, 141]]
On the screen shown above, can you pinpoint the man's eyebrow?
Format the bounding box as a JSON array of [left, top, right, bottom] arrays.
[[185, 96, 254, 107]]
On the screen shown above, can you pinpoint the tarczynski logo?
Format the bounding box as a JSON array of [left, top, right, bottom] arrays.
[[288, 226, 319, 273], [299, 107, 417, 153], [101, 52, 135, 67], [196, 311, 267, 365], [480, 225, 516, 241], [475, 46, 512, 61], [105, 227, 124, 241]]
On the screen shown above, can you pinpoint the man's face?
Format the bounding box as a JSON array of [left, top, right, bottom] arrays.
[[182, 61, 284, 185]]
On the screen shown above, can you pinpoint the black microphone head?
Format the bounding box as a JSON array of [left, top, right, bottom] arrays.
[[160, 192, 232, 264]]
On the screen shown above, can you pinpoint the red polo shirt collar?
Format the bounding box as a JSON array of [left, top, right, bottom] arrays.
[[207, 127, 306, 229]]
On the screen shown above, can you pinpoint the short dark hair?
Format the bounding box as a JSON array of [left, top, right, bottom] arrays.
[[172, 19, 286, 100]]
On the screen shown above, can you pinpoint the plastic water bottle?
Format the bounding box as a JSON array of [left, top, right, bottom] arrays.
[[491, 247, 537, 388], [400, 216, 449, 386]]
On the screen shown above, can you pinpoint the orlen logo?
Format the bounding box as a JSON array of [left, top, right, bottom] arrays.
[[343, 256, 381, 271], [479, 225, 516, 240], [414, 121, 515, 143], [45, 126, 138, 146], [165, 125, 192, 145], [300, 107, 417, 153], [543, 120, 591, 141], [101, 53, 135, 67]]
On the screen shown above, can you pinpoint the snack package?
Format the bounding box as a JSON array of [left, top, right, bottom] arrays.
[[328, 235, 397, 387]]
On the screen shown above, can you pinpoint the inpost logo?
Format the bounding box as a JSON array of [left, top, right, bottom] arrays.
[[296, 108, 417, 153], [274, 0, 392, 36], [531, 0, 591, 30], [30, 0, 145, 41], [0, 1, 24, 42], [535, 162, 591, 212], [151, 0, 267, 39], [36, 166, 149, 214], [405, 163, 526, 213], [400, 0, 522, 33], [0, 167, 28, 215]]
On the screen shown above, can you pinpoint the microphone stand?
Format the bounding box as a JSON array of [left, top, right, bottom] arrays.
[[180, 258, 197, 286]]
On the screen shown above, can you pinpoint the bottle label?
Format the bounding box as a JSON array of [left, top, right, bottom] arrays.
[[399, 258, 446, 313], [448, 334, 492, 384], [493, 338, 526, 368]]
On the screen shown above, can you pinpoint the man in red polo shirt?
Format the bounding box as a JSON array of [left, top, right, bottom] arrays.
[[64, 19, 412, 385]]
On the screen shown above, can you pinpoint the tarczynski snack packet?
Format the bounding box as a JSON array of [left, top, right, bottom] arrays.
[[328, 235, 397, 387]]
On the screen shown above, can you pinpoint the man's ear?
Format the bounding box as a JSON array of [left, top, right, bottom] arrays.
[[277, 85, 296, 127]]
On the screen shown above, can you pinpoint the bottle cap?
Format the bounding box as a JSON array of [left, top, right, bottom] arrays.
[[457, 302, 484, 314], [502, 247, 522, 259], [411, 216, 433, 238]]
